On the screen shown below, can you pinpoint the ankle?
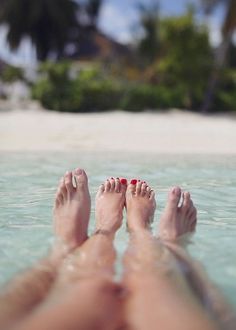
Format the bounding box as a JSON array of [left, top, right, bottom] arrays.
[[127, 216, 151, 231], [94, 229, 115, 238], [128, 227, 152, 238]]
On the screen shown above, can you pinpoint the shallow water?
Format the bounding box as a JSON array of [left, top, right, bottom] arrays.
[[0, 152, 236, 308]]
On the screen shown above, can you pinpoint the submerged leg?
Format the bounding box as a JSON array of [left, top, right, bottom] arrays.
[[0, 168, 90, 329], [54, 177, 127, 285], [159, 187, 236, 330], [123, 182, 219, 330], [15, 177, 127, 330]]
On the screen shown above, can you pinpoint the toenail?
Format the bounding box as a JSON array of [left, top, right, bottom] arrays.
[[75, 168, 83, 175], [120, 178, 127, 185], [116, 177, 119, 180], [111, 177, 114, 179], [172, 187, 179, 193], [131, 179, 137, 185]]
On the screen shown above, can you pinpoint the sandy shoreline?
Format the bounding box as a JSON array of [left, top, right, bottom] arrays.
[[1, 108, 236, 154]]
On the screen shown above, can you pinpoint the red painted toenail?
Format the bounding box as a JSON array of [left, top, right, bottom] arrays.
[[131, 179, 137, 185], [120, 178, 127, 185], [111, 177, 114, 179]]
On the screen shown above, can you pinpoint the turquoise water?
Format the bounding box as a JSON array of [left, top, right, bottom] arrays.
[[0, 152, 236, 308]]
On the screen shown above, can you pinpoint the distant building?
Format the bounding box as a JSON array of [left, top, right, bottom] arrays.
[[65, 29, 131, 62]]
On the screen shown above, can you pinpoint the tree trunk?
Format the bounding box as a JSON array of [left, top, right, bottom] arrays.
[[201, 30, 233, 112]]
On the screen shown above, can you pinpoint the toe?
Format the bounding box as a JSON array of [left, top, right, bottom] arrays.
[[135, 180, 142, 195], [189, 207, 197, 230], [105, 179, 111, 192], [127, 182, 135, 195], [141, 182, 148, 196], [74, 168, 88, 189], [55, 190, 63, 207], [181, 192, 192, 213], [115, 178, 121, 193], [58, 177, 67, 200], [110, 178, 115, 191], [190, 218, 197, 231], [120, 178, 127, 194], [98, 183, 105, 194], [149, 189, 155, 200], [146, 186, 151, 197], [64, 171, 74, 194], [167, 186, 181, 209]]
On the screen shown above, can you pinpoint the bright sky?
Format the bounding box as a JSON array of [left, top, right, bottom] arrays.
[[0, 0, 225, 67]]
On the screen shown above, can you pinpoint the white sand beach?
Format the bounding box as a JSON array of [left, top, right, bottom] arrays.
[[1, 107, 236, 154]]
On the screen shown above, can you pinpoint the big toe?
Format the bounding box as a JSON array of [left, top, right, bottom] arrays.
[[166, 186, 181, 209], [64, 171, 74, 194], [74, 168, 88, 189], [120, 178, 128, 194], [126, 182, 136, 197]]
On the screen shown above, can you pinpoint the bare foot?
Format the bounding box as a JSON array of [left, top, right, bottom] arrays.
[[95, 178, 127, 234], [53, 168, 91, 250], [158, 186, 197, 241], [126, 180, 156, 232]]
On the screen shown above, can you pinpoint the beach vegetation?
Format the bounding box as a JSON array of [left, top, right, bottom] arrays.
[[2, 0, 236, 113], [201, 0, 236, 111], [0, 0, 103, 61], [148, 12, 213, 109], [214, 69, 236, 111], [32, 61, 81, 112], [1, 65, 24, 83], [32, 11, 216, 112], [32, 62, 123, 112]]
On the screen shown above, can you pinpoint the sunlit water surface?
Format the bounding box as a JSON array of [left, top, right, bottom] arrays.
[[0, 152, 236, 308]]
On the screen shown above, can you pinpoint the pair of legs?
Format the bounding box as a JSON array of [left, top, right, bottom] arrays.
[[0, 169, 124, 330], [0, 169, 234, 329]]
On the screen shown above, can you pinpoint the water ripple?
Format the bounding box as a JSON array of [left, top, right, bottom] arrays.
[[0, 152, 236, 307]]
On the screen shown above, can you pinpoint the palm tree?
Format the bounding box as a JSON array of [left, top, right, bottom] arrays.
[[201, 0, 236, 111], [86, 0, 103, 29], [137, 1, 160, 64], [0, 0, 79, 61]]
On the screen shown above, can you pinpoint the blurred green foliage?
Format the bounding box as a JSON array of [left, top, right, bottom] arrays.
[[1, 66, 24, 83], [214, 69, 236, 111], [1, 0, 236, 112], [32, 62, 123, 112], [24, 11, 236, 112], [32, 62, 81, 112], [156, 13, 213, 109]]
